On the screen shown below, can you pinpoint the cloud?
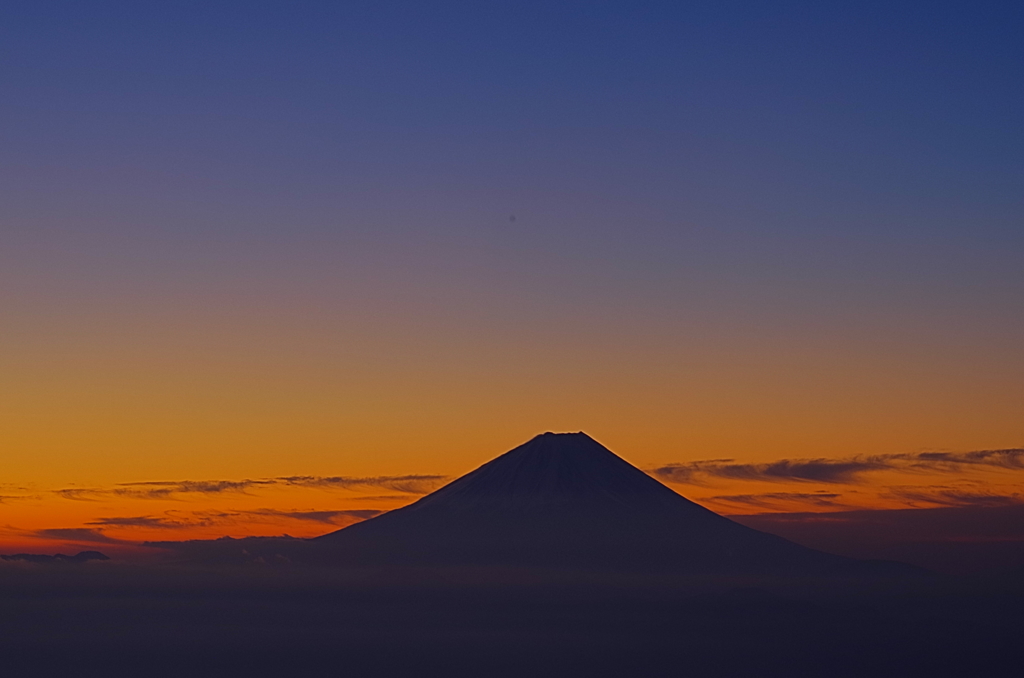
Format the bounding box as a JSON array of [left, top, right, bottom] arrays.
[[54, 474, 447, 502], [87, 515, 201, 529], [55, 488, 105, 501], [58, 480, 274, 501], [655, 459, 885, 484], [247, 508, 383, 524], [910, 448, 1024, 471], [31, 528, 128, 544], [85, 509, 384, 531], [702, 492, 845, 510], [884, 486, 1023, 508], [650, 448, 1024, 486], [111, 480, 276, 499], [276, 475, 447, 495]]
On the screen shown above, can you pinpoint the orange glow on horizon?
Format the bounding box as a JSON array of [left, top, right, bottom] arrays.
[[3, 438, 1020, 556]]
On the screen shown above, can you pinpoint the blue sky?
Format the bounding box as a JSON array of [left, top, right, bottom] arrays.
[[1, 1, 1022, 484]]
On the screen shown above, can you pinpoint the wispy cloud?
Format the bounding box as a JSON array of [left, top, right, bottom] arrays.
[[86, 515, 201, 529], [55, 475, 447, 502], [248, 508, 382, 524], [85, 508, 384, 530], [651, 448, 1024, 486], [54, 488, 105, 501], [702, 492, 846, 510], [56, 482, 271, 501], [114, 480, 274, 499], [654, 460, 883, 485], [884, 485, 1023, 508], [910, 449, 1024, 471], [31, 528, 128, 544], [275, 475, 447, 495]]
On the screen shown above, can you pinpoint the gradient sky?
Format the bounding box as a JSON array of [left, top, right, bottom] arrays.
[[2, 1, 1022, 551]]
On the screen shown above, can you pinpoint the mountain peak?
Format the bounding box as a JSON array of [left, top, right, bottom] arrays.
[[401, 430, 693, 513], [315, 432, 859, 574]]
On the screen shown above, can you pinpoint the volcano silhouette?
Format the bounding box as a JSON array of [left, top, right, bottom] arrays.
[[315, 432, 870, 574]]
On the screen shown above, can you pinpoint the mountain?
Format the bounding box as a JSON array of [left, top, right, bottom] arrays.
[[0, 551, 109, 564], [314, 432, 882, 575]]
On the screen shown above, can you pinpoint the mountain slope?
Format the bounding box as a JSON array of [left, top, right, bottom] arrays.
[[314, 432, 870, 574]]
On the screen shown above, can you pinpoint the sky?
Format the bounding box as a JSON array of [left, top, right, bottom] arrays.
[[1, 0, 1022, 554]]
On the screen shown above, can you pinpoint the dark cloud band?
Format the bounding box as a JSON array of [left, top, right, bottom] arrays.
[[84, 508, 385, 530], [56, 475, 448, 501], [651, 448, 1024, 485]]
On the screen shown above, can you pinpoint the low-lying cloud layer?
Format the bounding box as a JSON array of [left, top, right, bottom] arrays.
[[19, 508, 388, 548]]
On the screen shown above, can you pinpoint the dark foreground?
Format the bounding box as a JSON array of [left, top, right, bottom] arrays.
[[2, 564, 1022, 678]]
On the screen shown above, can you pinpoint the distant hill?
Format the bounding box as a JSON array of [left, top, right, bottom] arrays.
[[1, 550, 109, 564]]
